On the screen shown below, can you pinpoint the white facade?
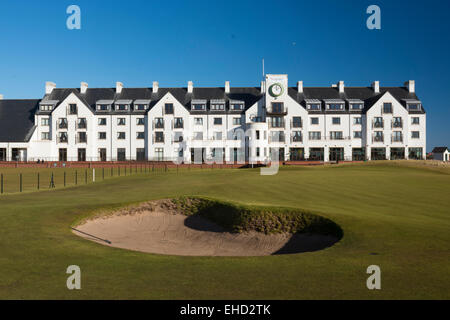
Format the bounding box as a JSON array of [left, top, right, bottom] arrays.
[[0, 75, 427, 162]]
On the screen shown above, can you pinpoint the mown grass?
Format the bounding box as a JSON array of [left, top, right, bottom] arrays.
[[0, 161, 449, 299]]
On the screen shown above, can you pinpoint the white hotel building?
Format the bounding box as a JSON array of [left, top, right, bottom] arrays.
[[0, 74, 426, 163]]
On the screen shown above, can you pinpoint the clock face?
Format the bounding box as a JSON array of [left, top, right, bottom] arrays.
[[269, 83, 283, 97]]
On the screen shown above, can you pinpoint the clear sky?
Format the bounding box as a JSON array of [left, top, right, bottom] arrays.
[[0, 0, 449, 150]]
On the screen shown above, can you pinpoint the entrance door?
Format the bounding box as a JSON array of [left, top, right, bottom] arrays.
[[99, 148, 107, 161], [329, 148, 344, 162], [191, 148, 205, 164], [0, 148, 6, 161], [117, 148, 126, 161], [59, 148, 67, 162], [78, 148, 86, 162]]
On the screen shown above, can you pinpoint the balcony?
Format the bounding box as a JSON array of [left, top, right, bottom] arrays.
[[291, 135, 303, 143], [269, 134, 285, 143], [58, 122, 68, 129]]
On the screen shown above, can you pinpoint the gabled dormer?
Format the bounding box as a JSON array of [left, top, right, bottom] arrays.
[[96, 100, 113, 112]]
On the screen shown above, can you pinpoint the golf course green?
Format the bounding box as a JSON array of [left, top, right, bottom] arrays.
[[0, 161, 448, 299]]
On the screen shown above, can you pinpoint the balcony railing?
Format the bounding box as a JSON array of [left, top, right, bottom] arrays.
[[76, 136, 87, 143], [58, 122, 68, 129], [58, 137, 68, 143], [291, 136, 303, 143], [174, 122, 184, 129], [153, 136, 164, 143], [77, 123, 87, 129], [267, 106, 288, 115], [268, 135, 285, 143], [154, 121, 164, 129]]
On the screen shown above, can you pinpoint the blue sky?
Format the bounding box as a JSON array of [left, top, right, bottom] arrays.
[[0, 0, 449, 150]]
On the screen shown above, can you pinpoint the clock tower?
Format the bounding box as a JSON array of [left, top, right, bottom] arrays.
[[265, 74, 288, 106]]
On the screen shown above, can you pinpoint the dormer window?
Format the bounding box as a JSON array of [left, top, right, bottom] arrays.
[[40, 105, 54, 111], [116, 104, 128, 111], [403, 99, 422, 112], [305, 99, 322, 111], [350, 103, 363, 110], [69, 104, 78, 115], [97, 104, 110, 111], [191, 99, 206, 111], [231, 103, 244, 110], [211, 103, 225, 111], [133, 99, 151, 111], [134, 104, 147, 111]]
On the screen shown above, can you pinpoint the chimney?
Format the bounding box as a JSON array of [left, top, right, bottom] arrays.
[[260, 80, 265, 93], [45, 81, 56, 94], [116, 81, 123, 94], [187, 81, 193, 93], [225, 81, 230, 94], [153, 81, 159, 93], [338, 80, 344, 93], [405, 80, 415, 93], [80, 82, 88, 94], [297, 81, 303, 93], [372, 81, 380, 93]]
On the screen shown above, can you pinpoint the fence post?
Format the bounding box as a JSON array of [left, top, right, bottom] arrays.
[[20, 173, 22, 192], [119, 166, 121, 176], [93, 168, 95, 182], [64, 172, 66, 187], [125, 166, 127, 176], [111, 167, 113, 177], [37, 172, 39, 190], [85, 169, 87, 184], [1, 173, 3, 194], [103, 168, 105, 180], [75, 170, 78, 185]]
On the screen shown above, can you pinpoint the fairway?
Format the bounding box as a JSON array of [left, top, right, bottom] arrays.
[[0, 162, 449, 299]]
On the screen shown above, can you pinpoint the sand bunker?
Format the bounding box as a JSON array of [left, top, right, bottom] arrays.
[[73, 199, 340, 256]]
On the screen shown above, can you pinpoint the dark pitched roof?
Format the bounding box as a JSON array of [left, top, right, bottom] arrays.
[[288, 86, 423, 112], [432, 147, 448, 153], [0, 99, 40, 142]]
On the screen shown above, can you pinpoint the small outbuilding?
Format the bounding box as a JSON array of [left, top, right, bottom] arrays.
[[431, 147, 449, 161]]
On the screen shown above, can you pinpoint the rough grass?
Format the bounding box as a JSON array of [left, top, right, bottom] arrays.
[[0, 161, 449, 299]]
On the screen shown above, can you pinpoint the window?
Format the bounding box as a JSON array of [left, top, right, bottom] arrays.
[[271, 102, 284, 113], [392, 117, 402, 128], [137, 132, 145, 139], [256, 147, 260, 157], [165, 103, 174, 114], [292, 131, 302, 142], [256, 130, 260, 140], [98, 118, 107, 125], [332, 117, 341, 125], [232, 117, 241, 126], [41, 118, 49, 126], [174, 132, 183, 142], [77, 132, 87, 143], [98, 132, 106, 140], [117, 118, 126, 125], [353, 131, 362, 139], [117, 148, 126, 161], [154, 118, 164, 129], [134, 104, 146, 111], [392, 131, 403, 142], [117, 132, 126, 139], [41, 132, 50, 140], [97, 104, 109, 111], [330, 131, 343, 140], [69, 104, 77, 115], [58, 118, 68, 129], [155, 148, 164, 161], [411, 131, 420, 139], [116, 104, 128, 111], [308, 104, 321, 111], [193, 132, 203, 140], [192, 104, 205, 110], [309, 132, 321, 140], [136, 118, 145, 125], [311, 117, 319, 125], [136, 148, 146, 161], [407, 103, 421, 111], [194, 118, 203, 125], [211, 103, 224, 111], [328, 104, 343, 111], [412, 117, 420, 125], [292, 117, 302, 128], [350, 103, 363, 110], [373, 117, 383, 128], [354, 117, 362, 125], [154, 132, 164, 143], [373, 131, 384, 142], [174, 118, 183, 128], [77, 118, 87, 129], [58, 132, 68, 143], [231, 103, 243, 110], [213, 131, 222, 140], [40, 105, 53, 111], [214, 117, 222, 125], [383, 103, 392, 114]]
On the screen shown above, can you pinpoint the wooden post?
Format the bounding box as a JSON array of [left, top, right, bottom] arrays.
[[20, 173, 22, 192], [1, 173, 3, 194], [64, 172, 66, 187], [75, 170, 78, 185], [37, 172, 40, 190]]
